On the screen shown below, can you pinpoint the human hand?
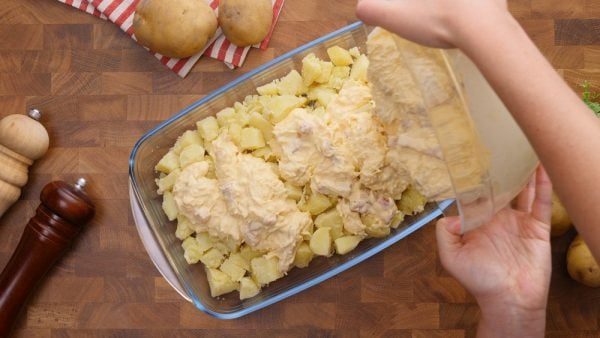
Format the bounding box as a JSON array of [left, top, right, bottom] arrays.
[[356, 0, 510, 49], [436, 166, 552, 337]]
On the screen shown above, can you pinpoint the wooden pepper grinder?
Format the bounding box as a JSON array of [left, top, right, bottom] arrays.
[[0, 109, 50, 217], [0, 178, 95, 336]]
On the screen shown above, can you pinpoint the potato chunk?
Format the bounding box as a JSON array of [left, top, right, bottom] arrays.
[[293, 241, 314, 268], [299, 192, 332, 216], [156, 168, 181, 194], [206, 268, 239, 297], [240, 127, 266, 150], [161, 191, 178, 221], [239, 277, 260, 300], [327, 46, 353, 66], [155, 150, 179, 174], [220, 256, 247, 282], [175, 215, 194, 240], [197, 116, 220, 142], [200, 248, 226, 268], [179, 144, 205, 168], [310, 227, 332, 256], [397, 186, 427, 215], [334, 236, 361, 255], [251, 256, 282, 286]]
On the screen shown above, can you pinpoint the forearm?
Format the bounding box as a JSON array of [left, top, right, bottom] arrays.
[[455, 13, 600, 261], [477, 302, 546, 338]]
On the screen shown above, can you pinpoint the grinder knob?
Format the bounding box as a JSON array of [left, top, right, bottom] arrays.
[[0, 109, 50, 217], [0, 178, 95, 336]]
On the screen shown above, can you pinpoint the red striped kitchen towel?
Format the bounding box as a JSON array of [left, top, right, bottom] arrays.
[[58, 0, 285, 77]]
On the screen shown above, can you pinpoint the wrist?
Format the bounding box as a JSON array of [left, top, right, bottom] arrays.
[[477, 300, 546, 337], [451, 10, 519, 54]]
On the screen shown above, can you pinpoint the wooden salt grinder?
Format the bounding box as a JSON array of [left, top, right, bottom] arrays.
[[0, 109, 50, 217], [0, 178, 95, 337]]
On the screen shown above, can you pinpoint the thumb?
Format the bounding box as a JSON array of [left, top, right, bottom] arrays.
[[356, 0, 419, 33], [435, 216, 463, 264]]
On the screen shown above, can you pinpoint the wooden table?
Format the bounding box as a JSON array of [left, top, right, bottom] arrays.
[[1, 0, 599, 337]]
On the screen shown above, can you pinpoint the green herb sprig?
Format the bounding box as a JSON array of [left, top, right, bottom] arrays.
[[582, 81, 600, 117]]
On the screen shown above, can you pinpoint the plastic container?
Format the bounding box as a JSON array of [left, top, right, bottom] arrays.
[[129, 22, 537, 319]]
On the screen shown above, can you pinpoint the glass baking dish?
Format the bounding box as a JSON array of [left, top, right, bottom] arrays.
[[129, 21, 535, 319]]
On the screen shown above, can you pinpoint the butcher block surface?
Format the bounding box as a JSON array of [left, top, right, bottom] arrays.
[[0, 0, 599, 337]]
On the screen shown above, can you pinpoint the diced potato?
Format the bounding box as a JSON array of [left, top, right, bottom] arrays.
[[223, 237, 240, 254], [228, 252, 250, 271], [216, 107, 237, 127], [301, 53, 322, 86], [285, 182, 303, 201], [162, 191, 178, 221], [299, 192, 332, 216], [234, 101, 247, 114], [195, 232, 215, 253], [220, 256, 246, 282], [301, 222, 314, 241], [182, 237, 204, 264], [397, 186, 427, 215], [334, 236, 361, 255], [316, 61, 333, 84], [252, 146, 274, 161], [239, 277, 260, 300], [240, 127, 266, 150], [363, 214, 391, 238], [348, 47, 361, 59], [308, 85, 337, 108], [390, 211, 405, 229], [314, 208, 344, 239], [235, 110, 251, 127], [175, 215, 194, 240], [310, 227, 332, 256], [196, 116, 219, 142], [256, 81, 279, 96], [206, 268, 239, 297], [203, 156, 216, 179], [365, 226, 391, 238], [249, 112, 273, 141], [314, 208, 343, 228], [251, 256, 282, 286], [350, 54, 369, 82], [228, 123, 242, 146], [327, 66, 350, 90], [277, 70, 307, 96], [265, 96, 307, 123], [182, 236, 197, 251], [212, 240, 232, 256], [179, 144, 205, 168], [157, 168, 181, 194], [327, 46, 353, 66], [243, 95, 264, 114], [294, 241, 314, 268], [155, 150, 179, 174], [240, 245, 264, 264], [174, 130, 203, 154], [200, 248, 226, 268]]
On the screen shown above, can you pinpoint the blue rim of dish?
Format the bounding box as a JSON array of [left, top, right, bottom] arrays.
[[129, 21, 452, 319]]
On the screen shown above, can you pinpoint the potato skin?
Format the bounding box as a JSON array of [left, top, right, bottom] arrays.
[[567, 235, 600, 287], [218, 0, 273, 47], [133, 0, 218, 58], [550, 191, 572, 237]]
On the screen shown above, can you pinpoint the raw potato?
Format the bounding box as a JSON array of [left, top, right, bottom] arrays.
[[133, 0, 218, 58], [218, 0, 273, 47], [551, 192, 572, 237], [567, 235, 600, 287]]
